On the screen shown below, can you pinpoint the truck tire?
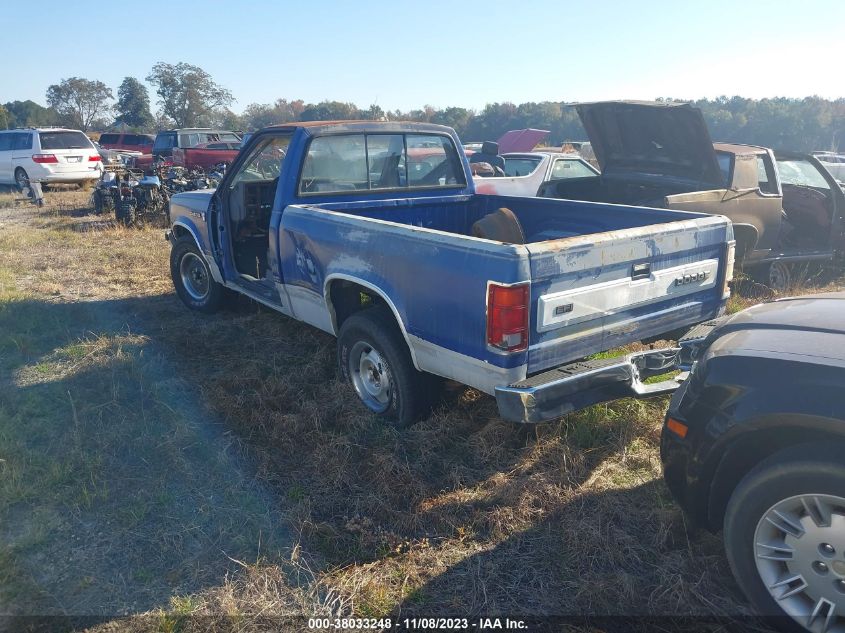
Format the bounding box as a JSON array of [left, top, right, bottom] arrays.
[[337, 306, 436, 427], [753, 261, 792, 293], [170, 236, 226, 313], [723, 443, 845, 631]]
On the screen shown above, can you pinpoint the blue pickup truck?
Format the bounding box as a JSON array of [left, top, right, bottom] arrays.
[[166, 121, 736, 426]]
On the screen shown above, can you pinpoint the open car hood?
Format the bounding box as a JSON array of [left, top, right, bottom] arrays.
[[496, 128, 550, 154], [575, 101, 724, 186]]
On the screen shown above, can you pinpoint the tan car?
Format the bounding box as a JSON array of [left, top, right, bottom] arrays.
[[539, 101, 845, 290]]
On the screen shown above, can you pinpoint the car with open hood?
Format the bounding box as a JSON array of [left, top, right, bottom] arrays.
[[538, 101, 845, 290]]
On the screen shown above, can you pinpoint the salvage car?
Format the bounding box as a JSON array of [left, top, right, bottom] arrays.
[[537, 101, 845, 290], [661, 292, 845, 632], [171, 141, 242, 170], [473, 151, 599, 197], [0, 127, 102, 188], [165, 121, 735, 426], [98, 132, 155, 155], [152, 128, 242, 161], [814, 152, 845, 182]]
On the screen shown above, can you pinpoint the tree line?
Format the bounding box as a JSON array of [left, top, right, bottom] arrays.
[[1, 62, 844, 152]]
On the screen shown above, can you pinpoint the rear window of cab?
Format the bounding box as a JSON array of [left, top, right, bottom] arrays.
[[299, 133, 466, 195]]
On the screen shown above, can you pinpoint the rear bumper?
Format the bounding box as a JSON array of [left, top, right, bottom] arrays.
[[495, 348, 685, 423], [25, 163, 102, 183]]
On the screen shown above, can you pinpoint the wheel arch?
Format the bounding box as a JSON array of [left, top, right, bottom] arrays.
[[170, 220, 224, 284], [731, 223, 759, 262], [705, 419, 845, 531], [324, 274, 420, 370]]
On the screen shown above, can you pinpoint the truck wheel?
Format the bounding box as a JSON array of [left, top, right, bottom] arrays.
[[337, 306, 435, 427], [754, 261, 792, 293], [723, 443, 845, 631], [170, 237, 226, 313]]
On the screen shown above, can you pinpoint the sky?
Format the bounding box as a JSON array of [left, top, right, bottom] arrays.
[[1, 0, 843, 114]]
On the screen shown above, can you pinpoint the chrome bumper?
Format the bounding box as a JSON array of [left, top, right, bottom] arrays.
[[495, 348, 686, 424]]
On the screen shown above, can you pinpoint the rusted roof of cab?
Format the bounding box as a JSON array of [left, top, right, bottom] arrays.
[[713, 142, 769, 155], [263, 120, 454, 135]]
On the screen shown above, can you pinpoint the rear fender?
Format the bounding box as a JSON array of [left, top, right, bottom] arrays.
[[323, 274, 420, 369]]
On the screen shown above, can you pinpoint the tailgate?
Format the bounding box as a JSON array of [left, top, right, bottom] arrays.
[[525, 215, 733, 374]]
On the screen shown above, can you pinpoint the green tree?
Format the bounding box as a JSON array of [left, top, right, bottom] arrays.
[[115, 77, 154, 130], [146, 62, 233, 127], [46, 77, 113, 131], [366, 103, 385, 120], [240, 99, 303, 130], [299, 100, 360, 121], [3, 100, 60, 127], [0, 104, 9, 130]]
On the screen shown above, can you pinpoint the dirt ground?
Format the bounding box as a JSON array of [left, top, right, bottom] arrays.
[[1, 190, 843, 631]]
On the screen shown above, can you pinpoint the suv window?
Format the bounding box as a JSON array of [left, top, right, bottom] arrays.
[[39, 131, 92, 150], [300, 133, 465, 195], [202, 132, 240, 144], [153, 133, 177, 151], [124, 134, 141, 145], [99, 133, 119, 145], [13, 132, 32, 150], [0, 133, 12, 151]]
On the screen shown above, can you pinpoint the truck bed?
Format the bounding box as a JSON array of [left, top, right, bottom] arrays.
[[311, 193, 698, 243], [277, 193, 733, 386]]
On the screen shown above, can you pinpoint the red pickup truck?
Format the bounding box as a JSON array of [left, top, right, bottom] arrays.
[[171, 142, 242, 170]]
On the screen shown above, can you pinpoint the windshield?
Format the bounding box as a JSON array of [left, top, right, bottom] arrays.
[[503, 157, 542, 177], [39, 131, 93, 150], [777, 158, 830, 190]]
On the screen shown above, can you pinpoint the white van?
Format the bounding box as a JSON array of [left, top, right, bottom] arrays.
[[0, 128, 103, 187]]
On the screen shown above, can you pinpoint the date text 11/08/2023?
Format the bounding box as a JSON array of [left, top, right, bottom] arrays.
[[307, 617, 529, 630]]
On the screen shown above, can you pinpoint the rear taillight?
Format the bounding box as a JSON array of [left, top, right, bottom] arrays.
[[32, 154, 58, 164], [89, 155, 101, 161], [722, 241, 736, 299], [487, 282, 529, 352]]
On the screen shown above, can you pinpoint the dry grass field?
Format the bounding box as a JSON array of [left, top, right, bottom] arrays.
[[1, 189, 843, 631]]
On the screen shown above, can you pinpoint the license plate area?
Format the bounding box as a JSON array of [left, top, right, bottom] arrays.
[[67, 156, 82, 163]]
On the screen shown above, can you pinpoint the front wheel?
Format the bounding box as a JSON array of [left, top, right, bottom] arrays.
[[337, 306, 438, 427], [170, 237, 226, 313], [724, 443, 845, 631]]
